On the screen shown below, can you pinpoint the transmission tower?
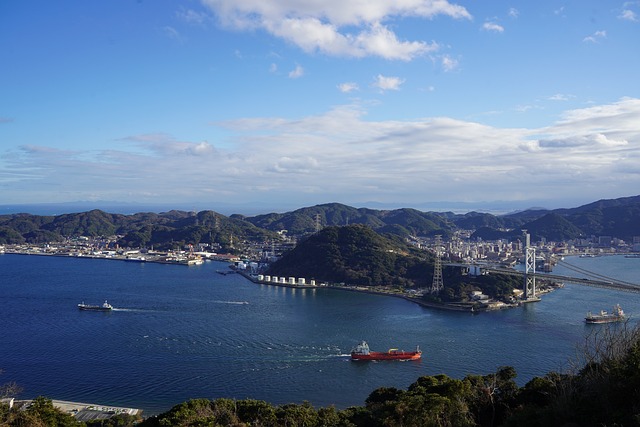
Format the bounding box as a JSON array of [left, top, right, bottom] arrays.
[[523, 230, 536, 300], [431, 235, 444, 293], [314, 213, 322, 233]]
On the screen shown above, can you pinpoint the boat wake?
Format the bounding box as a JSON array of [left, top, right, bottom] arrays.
[[212, 300, 249, 305]]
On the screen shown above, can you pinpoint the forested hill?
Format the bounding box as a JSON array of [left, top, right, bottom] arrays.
[[0, 209, 276, 250], [241, 203, 450, 238], [1, 195, 639, 245], [265, 224, 434, 288]]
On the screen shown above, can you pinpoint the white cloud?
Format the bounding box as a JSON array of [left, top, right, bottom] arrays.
[[270, 156, 319, 173], [200, 0, 471, 60], [482, 22, 504, 33], [121, 133, 216, 157], [583, 30, 606, 43], [288, 64, 304, 78], [620, 9, 638, 20], [163, 26, 183, 42], [177, 8, 209, 25], [373, 74, 404, 91], [508, 8, 519, 18], [548, 93, 573, 101], [441, 55, 459, 72], [338, 82, 359, 93], [264, 19, 438, 60]]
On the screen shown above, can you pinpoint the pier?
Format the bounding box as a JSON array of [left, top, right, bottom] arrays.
[[11, 399, 141, 422]]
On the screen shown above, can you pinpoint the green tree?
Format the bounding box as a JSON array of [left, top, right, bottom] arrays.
[[275, 402, 318, 427], [236, 399, 277, 426], [23, 396, 82, 427]]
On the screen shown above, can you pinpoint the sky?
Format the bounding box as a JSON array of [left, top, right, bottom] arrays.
[[1, 0, 639, 215]]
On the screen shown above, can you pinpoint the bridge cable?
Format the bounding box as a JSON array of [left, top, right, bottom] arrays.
[[555, 258, 640, 288]]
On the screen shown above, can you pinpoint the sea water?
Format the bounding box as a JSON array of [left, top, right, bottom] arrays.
[[1, 253, 639, 415]]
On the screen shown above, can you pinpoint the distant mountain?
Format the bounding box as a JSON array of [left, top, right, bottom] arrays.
[[0, 209, 277, 251], [456, 196, 640, 242], [1, 195, 639, 246], [244, 196, 640, 241], [244, 202, 452, 237], [472, 212, 585, 242]]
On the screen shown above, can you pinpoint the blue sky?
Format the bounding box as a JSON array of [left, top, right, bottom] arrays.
[[1, 0, 639, 215]]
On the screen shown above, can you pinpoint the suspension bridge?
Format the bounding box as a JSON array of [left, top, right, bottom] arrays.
[[435, 231, 640, 298], [484, 256, 640, 294]]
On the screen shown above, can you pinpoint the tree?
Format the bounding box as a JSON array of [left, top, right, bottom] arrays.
[[275, 401, 319, 427]]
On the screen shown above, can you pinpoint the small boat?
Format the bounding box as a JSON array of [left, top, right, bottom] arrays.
[[350, 341, 421, 361], [78, 300, 113, 312], [585, 304, 625, 324]]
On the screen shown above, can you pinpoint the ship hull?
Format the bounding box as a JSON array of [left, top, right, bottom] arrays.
[[78, 305, 112, 312], [351, 351, 421, 361], [585, 316, 624, 324]]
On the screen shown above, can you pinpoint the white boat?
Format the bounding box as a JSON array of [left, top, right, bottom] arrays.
[[78, 300, 113, 312]]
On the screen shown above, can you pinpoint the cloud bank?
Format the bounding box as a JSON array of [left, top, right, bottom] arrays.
[[2, 98, 639, 210]]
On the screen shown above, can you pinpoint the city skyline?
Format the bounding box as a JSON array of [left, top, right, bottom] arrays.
[[1, 1, 639, 215]]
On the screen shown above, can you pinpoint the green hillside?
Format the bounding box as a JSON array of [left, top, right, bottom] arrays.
[[266, 224, 434, 288]]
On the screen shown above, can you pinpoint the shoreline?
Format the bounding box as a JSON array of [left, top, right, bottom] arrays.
[[0, 248, 235, 265], [2, 250, 537, 312], [233, 269, 512, 313]]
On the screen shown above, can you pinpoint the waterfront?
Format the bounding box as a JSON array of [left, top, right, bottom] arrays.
[[1, 254, 639, 416]]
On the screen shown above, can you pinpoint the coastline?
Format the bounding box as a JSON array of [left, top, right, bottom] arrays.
[[233, 268, 505, 313], [0, 247, 236, 266], [2, 248, 532, 312]]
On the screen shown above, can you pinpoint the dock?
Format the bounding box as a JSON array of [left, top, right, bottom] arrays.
[[14, 399, 141, 422]]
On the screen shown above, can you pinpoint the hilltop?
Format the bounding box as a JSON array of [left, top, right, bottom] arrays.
[[265, 224, 434, 288]]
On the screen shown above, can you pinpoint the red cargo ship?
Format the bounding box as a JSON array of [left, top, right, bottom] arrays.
[[350, 341, 422, 361]]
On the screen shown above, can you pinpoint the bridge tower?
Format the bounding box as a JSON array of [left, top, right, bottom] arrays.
[[523, 230, 536, 300], [431, 235, 444, 294]]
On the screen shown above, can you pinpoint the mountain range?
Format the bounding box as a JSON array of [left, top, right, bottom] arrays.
[[1, 195, 639, 247]]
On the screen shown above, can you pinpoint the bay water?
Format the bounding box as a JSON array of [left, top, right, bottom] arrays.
[[1, 253, 639, 415]]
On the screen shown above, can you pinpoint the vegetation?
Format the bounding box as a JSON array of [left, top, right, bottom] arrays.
[[2, 195, 640, 245], [0, 397, 142, 427], [0, 209, 279, 252], [266, 224, 434, 288]]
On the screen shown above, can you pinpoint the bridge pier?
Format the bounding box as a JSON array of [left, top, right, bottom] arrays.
[[523, 231, 540, 302]]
